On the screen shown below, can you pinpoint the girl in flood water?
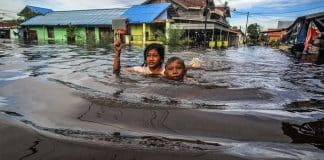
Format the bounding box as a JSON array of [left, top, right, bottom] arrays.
[[113, 38, 165, 75]]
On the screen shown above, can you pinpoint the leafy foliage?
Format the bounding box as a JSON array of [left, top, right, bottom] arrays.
[[247, 23, 261, 45], [99, 32, 114, 47], [66, 24, 76, 44], [156, 28, 187, 46], [18, 12, 38, 23]]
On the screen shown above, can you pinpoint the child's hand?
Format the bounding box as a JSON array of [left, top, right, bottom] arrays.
[[114, 38, 122, 52], [188, 57, 202, 69]]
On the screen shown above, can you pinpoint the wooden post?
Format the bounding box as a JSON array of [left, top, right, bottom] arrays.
[[165, 20, 170, 43], [143, 23, 146, 44], [219, 30, 222, 41], [43, 25, 45, 41], [212, 24, 214, 41]]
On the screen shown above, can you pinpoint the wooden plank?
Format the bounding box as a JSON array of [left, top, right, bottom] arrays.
[[171, 23, 230, 31]]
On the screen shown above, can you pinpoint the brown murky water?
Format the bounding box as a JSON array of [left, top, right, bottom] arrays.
[[0, 39, 324, 159]]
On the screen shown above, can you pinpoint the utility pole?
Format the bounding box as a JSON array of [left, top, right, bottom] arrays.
[[244, 12, 250, 43]]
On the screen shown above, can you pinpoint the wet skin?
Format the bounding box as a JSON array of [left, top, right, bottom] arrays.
[[146, 49, 162, 69], [164, 60, 186, 80], [113, 39, 164, 75]]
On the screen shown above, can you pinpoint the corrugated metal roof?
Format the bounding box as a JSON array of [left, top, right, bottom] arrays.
[[122, 3, 170, 23], [27, 5, 53, 15], [21, 8, 127, 26]]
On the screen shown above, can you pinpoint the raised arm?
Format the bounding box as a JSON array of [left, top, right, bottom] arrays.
[[113, 38, 122, 74]]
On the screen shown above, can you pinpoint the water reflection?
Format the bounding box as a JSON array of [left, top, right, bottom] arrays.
[[284, 99, 324, 112], [282, 118, 324, 149], [282, 62, 324, 95], [1, 41, 324, 159], [0, 41, 323, 110]]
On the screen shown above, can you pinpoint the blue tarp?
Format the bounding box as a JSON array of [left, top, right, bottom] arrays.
[[27, 5, 53, 15], [122, 3, 170, 23], [297, 22, 308, 44]]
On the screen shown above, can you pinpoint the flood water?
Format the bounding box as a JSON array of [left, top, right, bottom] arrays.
[[0, 39, 324, 159]]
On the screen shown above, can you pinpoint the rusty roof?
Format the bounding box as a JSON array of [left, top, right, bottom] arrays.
[[143, 0, 208, 8], [0, 21, 18, 28], [175, 0, 206, 7]]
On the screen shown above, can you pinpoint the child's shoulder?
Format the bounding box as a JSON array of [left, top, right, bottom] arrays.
[[126, 66, 157, 75]]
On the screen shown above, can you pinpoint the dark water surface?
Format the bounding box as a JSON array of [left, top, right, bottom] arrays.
[[0, 40, 324, 159]]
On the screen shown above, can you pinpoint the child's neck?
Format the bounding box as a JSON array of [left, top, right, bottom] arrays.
[[149, 66, 163, 74]]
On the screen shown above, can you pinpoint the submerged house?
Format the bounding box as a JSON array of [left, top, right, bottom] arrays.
[[121, 3, 171, 44], [142, 0, 234, 47], [19, 4, 169, 45], [282, 12, 324, 63], [19, 1, 237, 47], [20, 8, 126, 44]]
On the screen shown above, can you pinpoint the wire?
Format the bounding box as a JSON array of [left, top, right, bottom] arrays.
[[253, 6, 324, 15], [233, 4, 324, 15], [250, 14, 301, 18], [0, 9, 17, 13], [0, 13, 16, 19]]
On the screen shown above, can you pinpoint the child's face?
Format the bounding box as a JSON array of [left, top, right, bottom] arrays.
[[146, 49, 162, 69], [164, 60, 186, 80]]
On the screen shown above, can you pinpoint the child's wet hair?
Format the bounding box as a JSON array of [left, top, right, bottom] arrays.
[[143, 43, 165, 66], [165, 57, 186, 69]]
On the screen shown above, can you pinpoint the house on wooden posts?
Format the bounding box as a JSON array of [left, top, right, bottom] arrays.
[[142, 0, 234, 47], [282, 12, 324, 64], [20, 8, 126, 45]]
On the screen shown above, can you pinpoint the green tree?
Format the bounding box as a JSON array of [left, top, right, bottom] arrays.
[[247, 23, 261, 45], [66, 24, 76, 44], [156, 28, 187, 46], [17, 12, 38, 23]]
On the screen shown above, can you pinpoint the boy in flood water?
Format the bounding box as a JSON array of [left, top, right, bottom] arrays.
[[113, 38, 165, 75], [164, 57, 186, 81]]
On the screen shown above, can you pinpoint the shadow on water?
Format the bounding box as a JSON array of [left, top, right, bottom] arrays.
[[18, 139, 42, 160], [282, 118, 324, 150], [27, 65, 53, 77], [281, 85, 324, 150], [0, 110, 23, 117], [284, 99, 324, 112]]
